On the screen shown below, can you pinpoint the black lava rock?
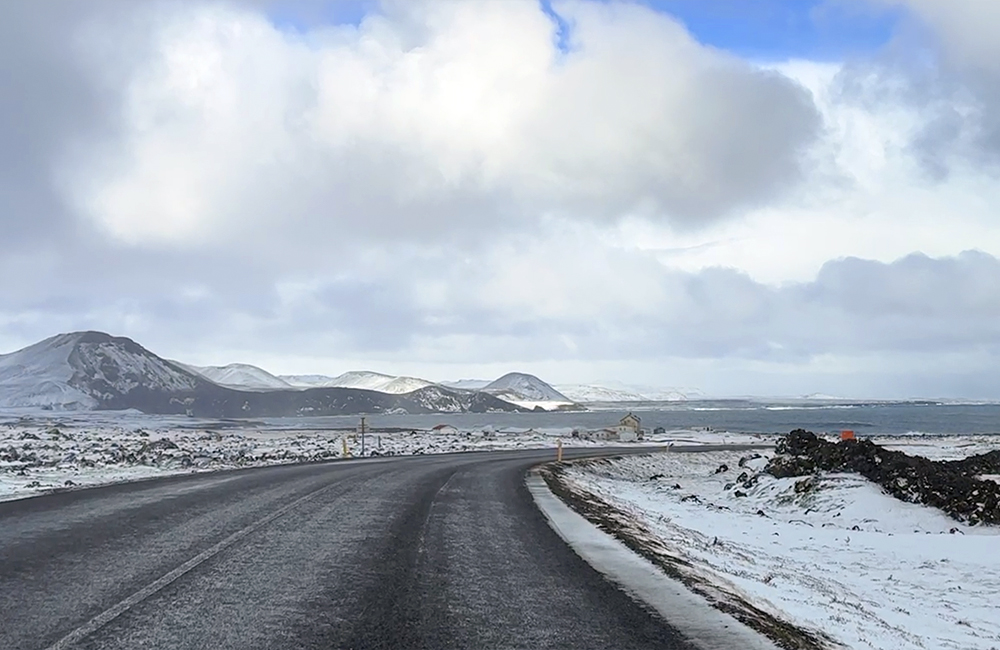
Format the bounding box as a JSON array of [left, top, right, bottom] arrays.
[[766, 429, 1000, 525]]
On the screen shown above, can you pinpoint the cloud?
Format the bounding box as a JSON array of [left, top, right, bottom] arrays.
[[845, 0, 1000, 172], [55, 0, 819, 249], [2, 0, 999, 399], [0, 2, 122, 247], [5, 206, 999, 376]]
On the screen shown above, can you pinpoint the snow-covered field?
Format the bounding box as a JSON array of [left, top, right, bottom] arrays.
[[561, 445, 1000, 650], [0, 414, 666, 502], [872, 434, 1000, 461]]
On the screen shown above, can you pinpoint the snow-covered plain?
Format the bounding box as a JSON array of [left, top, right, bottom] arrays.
[[873, 434, 1000, 461], [561, 446, 1000, 650], [0, 413, 662, 502]]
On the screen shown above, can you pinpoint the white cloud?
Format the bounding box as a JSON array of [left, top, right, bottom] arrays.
[[606, 58, 1000, 284], [61, 0, 819, 248]]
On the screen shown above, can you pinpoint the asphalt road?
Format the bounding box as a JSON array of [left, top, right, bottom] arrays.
[[0, 448, 699, 650]]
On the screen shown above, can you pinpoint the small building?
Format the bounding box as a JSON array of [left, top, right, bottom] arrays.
[[653, 426, 666, 436], [578, 428, 618, 441], [619, 412, 641, 433], [431, 424, 459, 435], [594, 428, 620, 441]]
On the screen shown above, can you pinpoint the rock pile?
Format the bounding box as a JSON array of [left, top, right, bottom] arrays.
[[766, 429, 1000, 526]]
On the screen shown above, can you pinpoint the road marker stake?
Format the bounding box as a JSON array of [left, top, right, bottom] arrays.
[[557, 439, 563, 462]]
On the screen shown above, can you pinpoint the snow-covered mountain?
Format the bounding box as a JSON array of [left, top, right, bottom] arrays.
[[0, 332, 201, 410], [278, 374, 336, 388], [280, 370, 435, 394], [0, 334, 93, 409], [0, 332, 524, 416], [440, 379, 491, 391], [482, 372, 572, 404], [191, 363, 293, 391], [550, 383, 707, 402], [326, 371, 435, 394], [555, 384, 648, 402], [639, 387, 705, 401]]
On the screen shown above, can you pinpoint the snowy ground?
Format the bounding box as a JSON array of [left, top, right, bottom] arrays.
[[872, 434, 1000, 461], [0, 414, 669, 502], [561, 445, 1000, 650]]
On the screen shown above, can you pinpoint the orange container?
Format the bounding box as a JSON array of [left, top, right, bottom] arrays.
[[840, 430, 856, 441]]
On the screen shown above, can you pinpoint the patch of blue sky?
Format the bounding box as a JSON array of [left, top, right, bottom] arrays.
[[595, 0, 904, 61], [264, 0, 904, 62], [540, 0, 573, 52], [265, 0, 372, 35]]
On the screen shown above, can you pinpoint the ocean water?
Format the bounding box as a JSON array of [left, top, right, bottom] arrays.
[[257, 400, 1000, 437], [5, 400, 1000, 437]]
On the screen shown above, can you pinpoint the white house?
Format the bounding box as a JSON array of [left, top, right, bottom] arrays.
[[619, 412, 641, 432], [614, 413, 641, 441]]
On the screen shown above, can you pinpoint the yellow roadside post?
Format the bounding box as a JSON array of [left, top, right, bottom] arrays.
[[342, 437, 350, 458], [557, 438, 563, 462]]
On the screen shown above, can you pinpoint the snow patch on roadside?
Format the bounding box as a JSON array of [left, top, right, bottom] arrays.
[[563, 450, 1000, 650]]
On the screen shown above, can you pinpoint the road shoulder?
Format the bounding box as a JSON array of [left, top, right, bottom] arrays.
[[528, 462, 827, 650]]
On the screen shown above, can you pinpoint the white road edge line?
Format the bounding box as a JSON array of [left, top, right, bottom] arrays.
[[44, 482, 337, 650], [526, 469, 780, 650]]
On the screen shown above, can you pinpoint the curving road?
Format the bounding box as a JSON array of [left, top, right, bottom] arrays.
[[0, 448, 698, 650]]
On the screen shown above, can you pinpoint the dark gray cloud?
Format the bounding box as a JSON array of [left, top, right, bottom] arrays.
[[0, 3, 108, 244]]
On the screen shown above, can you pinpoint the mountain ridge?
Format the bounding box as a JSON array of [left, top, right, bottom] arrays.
[[0, 332, 523, 416]]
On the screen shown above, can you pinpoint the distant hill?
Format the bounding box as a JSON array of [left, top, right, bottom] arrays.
[[480, 372, 575, 410], [278, 374, 337, 388], [0, 332, 523, 416], [555, 384, 648, 402], [190, 363, 293, 391], [440, 379, 491, 391], [638, 387, 705, 401], [279, 370, 434, 394]]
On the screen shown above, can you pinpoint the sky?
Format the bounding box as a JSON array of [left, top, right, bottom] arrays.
[[3, 0, 1000, 399]]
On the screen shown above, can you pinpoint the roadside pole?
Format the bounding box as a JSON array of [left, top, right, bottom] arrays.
[[360, 416, 367, 457], [557, 438, 563, 462]]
